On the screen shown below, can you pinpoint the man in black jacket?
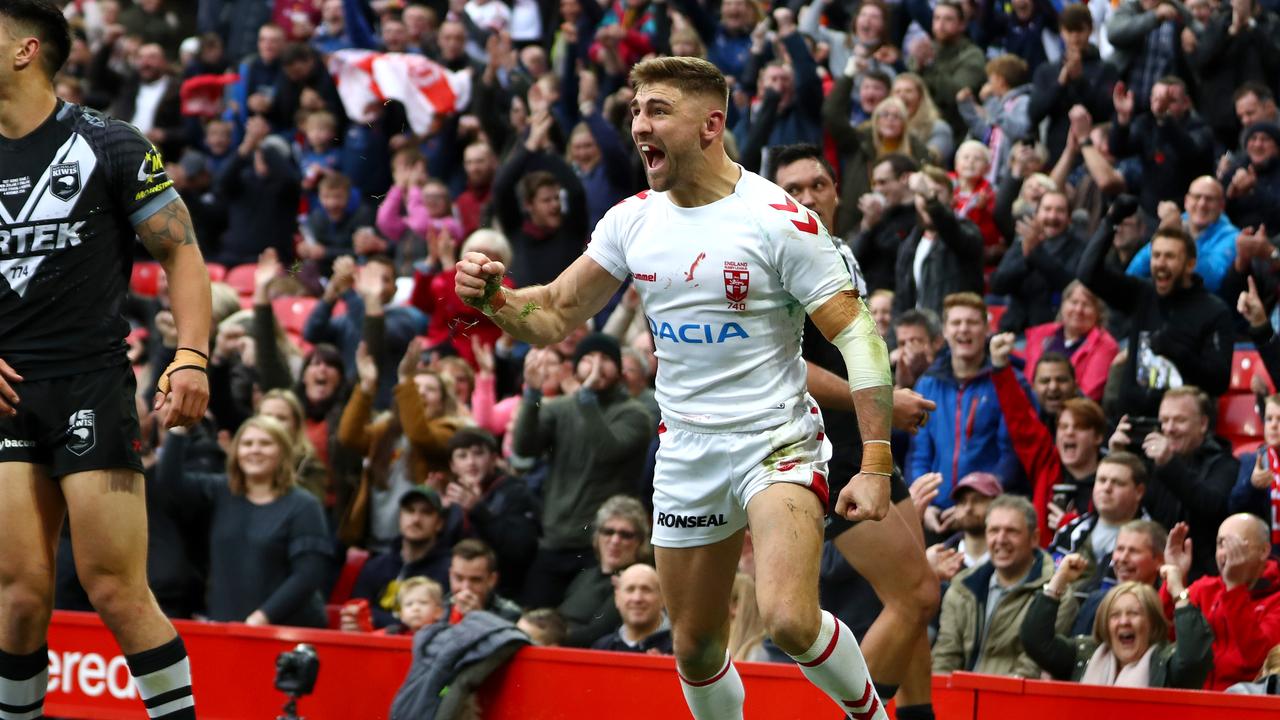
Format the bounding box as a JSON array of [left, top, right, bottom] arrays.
[[591, 564, 673, 653], [1028, 4, 1117, 163], [892, 167, 986, 318], [854, 154, 923, 294], [989, 190, 1085, 332], [1131, 387, 1238, 581], [492, 114, 589, 288], [443, 429, 539, 596], [1078, 198, 1233, 417], [1110, 76, 1215, 219], [348, 485, 455, 629]]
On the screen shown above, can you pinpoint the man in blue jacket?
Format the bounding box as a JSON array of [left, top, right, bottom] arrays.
[[1125, 176, 1239, 293], [909, 293, 1028, 537]]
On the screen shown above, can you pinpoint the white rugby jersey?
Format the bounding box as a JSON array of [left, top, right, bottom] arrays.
[[586, 167, 858, 431]]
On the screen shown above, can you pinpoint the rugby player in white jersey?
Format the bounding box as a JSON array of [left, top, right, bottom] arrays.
[[457, 56, 890, 720]]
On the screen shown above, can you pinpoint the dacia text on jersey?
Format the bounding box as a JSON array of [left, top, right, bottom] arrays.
[[0, 221, 86, 254], [646, 317, 750, 344]]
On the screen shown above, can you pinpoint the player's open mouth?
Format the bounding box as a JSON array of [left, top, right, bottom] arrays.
[[640, 144, 666, 171]]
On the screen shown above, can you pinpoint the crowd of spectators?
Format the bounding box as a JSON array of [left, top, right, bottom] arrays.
[[55, 0, 1280, 699]]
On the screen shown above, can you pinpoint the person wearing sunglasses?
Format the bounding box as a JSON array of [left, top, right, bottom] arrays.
[[558, 495, 651, 647]]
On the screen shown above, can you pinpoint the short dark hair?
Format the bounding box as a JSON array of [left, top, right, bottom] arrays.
[[281, 42, 315, 66], [1060, 4, 1093, 31], [447, 427, 499, 456], [452, 538, 498, 573], [365, 254, 396, 273], [876, 153, 920, 179], [861, 68, 893, 91], [934, 0, 965, 20], [519, 170, 560, 206], [1099, 450, 1148, 486], [629, 56, 729, 111], [894, 308, 941, 340], [767, 143, 835, 184], [1151, 225, 1196, 260], [1155, 75, 1187, 94], [1234, 82, 1275, 105], [1034, 351, 1076, 380], [519, 608, 567, 646], [0, 0, 71, 77], [317, 171, 350, 194]]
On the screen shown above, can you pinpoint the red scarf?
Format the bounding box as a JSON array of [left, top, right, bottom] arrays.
[[1269, 446, 1280, 547]]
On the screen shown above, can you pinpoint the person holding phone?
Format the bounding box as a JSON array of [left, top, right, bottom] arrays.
[[1114, 386, 1239, 581]]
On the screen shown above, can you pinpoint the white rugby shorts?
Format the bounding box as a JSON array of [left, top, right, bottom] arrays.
[[651, 395, 832, 548]]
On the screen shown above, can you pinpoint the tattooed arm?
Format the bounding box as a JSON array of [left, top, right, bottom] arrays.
[[136, 198, 212, 427]]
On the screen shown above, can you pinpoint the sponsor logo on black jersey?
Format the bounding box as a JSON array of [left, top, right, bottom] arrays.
[[66, 409, 96, 456], [50, 162, 80, 201], [135, 148, 172, 201]]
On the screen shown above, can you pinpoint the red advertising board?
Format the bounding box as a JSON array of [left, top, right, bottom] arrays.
[[41, 612, 1280, 719]]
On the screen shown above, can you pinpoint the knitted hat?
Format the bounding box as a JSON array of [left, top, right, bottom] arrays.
[[571, 332, 623, 370], [1244, 122, 1280, 148]]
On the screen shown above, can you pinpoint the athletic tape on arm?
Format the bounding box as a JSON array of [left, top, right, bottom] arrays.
[[807, 287, 891, 392]]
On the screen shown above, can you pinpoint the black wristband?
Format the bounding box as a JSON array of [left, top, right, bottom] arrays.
[[177, 347, 210, 360], [168, 364, 208, 376]]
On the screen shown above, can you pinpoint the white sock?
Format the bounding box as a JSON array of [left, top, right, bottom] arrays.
[[788, 611, 886, 720], [0, 645, 47, 720], [678, 653, 745, 720]]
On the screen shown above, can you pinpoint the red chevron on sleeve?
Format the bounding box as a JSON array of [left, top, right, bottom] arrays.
[[767, 196, 820, 236]]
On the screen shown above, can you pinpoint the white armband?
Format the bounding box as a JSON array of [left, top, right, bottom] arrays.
[[828, 296, 891, 392]]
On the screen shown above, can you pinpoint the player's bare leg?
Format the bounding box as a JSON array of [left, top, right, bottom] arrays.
[[832, 498, 939, 715], [0, 463, 64, 720], [655, 530, 745, 720], [63, 470, 195, 719], [748, 483, 887, 720]]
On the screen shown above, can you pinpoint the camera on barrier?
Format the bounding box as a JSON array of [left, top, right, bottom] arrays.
[[275, 644, 320, 697]]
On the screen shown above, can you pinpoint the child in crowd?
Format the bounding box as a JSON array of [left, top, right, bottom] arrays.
[[299, 110, 343, 204], [956, 54, 1033, 187], [341, 576, 445, 635], [300, 172, 376, 279], [951, 140, 1002, 262]]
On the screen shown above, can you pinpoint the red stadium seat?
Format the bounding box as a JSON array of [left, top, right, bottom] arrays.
[[1234, 439, 1264, 458], [205, 262, 227, 283], [130, 261, 162, 297], [1230, 349, 1274, 393], [987, 304, 1006, 334], [328, 546, 369, 605], [272, 296, 318, 336], [1218, 393, 1263, 446], [224, 263, 258, 296]]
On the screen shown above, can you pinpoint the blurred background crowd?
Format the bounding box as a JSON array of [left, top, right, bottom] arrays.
[[50, 0, 1280, 696]]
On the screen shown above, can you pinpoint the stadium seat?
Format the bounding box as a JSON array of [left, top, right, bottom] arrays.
[[1230, 349, 1274, 394], [206, 262, 227, 283], [272, 296, 318, 337], [130, 261, 162, 297], [1234, 439, 1264, 458], [1218, 393, 1263, 448], [987, 304, 1006, 334], [328, 546, 370, 605], [224, 263, 258, 296]]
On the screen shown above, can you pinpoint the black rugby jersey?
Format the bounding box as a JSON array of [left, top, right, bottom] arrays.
[[0, 100, 179, 380]]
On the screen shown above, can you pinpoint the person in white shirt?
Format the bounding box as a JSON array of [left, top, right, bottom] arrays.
[[457, 56, 891, 720]]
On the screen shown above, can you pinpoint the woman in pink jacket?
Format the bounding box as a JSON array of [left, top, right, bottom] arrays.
[[1024, 280, 1118, 402]]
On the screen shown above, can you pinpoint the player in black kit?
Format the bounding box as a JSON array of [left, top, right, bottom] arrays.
[[0, 4, 209, 720]]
